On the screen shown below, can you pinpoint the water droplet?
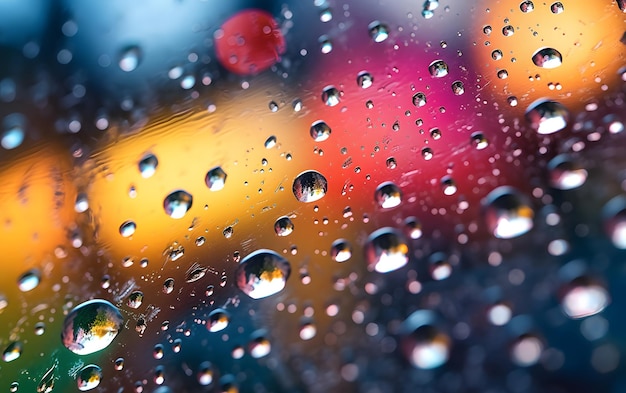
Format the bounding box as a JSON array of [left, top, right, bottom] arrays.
[[550, 2, 564, 14], [451, 80, 464, 95], [487, 303, 512, 326], [292, 99, 303, 112], [321, 86, 340, 106], [525, 99, 569, 134], [18, 269, 40, 292], [400, 310, 450, 369], [319, 36, 333, 54], [491, 49, 503, 60], [548, 154, 587, 190], [163, 190, 193, 219], [153, 344, 164, 359], [205, 167, 227, 191], [293, 170, 328, 203], [502, 25, 514, 36], [235, 250, 291, 299], [138, 154, 158, 178], [186, 265, 208, 283], [428, 60, 449, 78], [77, 364, 102, 391], [357, 71, 374, 88], [119, 46, 141, 72], [429, 252, 452, 280], [421, 147, 434, 160], [274, 216, 294, 236], [331, 239, 352, 262], [497, 69, 508, 79], [249, 334, 271, 358], [299, 322, 317, 340], [441, 176, 457, 195], [483, 186, 534, 239], [207, 308, 230, 332], [61, 299, 124, 355], [365, 227, 409, 273], [430, 127, 442, 140], [264, 135, 277, 149], [559, 263, 609, 319], [532, 47, 562, 69], [9, 382, 18, 392], [119, 220, 137, 238], [127, 291, 143, 309], [268, 101, 279, 112], [1, 119, 25, 150], [412, 92, 427, 107], [519, 1, 534, 12], [603, 195, 626, 249], [386, 157, 397, 169], [471, 131, 489, 149], [368, 21, 389, 43], [507, 96, 518, 107], [197, 362, 214, 386], [163, 278, 175, 294], [2, 341, 22, 362], [375, 182, 403, 209], [483, 25, 493, 35], [404, 217, 423, 239], [320, 7, 333, 22], [222, 226, 234, 239], [34, 322, 45, 335], [310, 120, 332, 142], [75, 193, 89, 213], [511, 334, 543, 366]]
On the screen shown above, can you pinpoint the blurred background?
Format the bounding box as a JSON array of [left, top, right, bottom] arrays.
[[0, 0, 625, 392]]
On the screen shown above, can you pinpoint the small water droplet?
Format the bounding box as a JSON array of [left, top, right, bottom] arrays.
[[331, 239, 352, 262], [502, 25, 514, 36], [235, 250, 291, 299], [428, 60, 449, 78], [119, 220, 137, 238], [483, 186, 534, 239], [205, 167, 227, 191], [2, 341, 22, 362], [357, 71, 374, 88], [310, 120, 332, 142], [268, 101, 279, 112], [519, 1, 534, 13], [18, 269, 40, 292], [274, 216, 295, 236], [603, 196, 626, 249], [531, 47, 562, 69], [400, 310, 450, 369], [412, 92, 427, 107], [375, 182, 403, 209], [491, 49, 503, 60], [429, 252, 452, 280], [163, 190, 193, 219], [75, 193, 89, 213], [386, 157, 397, 169], [365, 227, 409, 273], [497, 69, 509, 79], [404, 217, 423, 239], [368, 21, 389, 43], [471, 132, 489, 149], [422, 147, 434, 160], [441, 176, 457, 195], [207, 309, 230, 332], [511, 334, 543, 366], [293, 170, 328, 203], [525, 99, 570, 134], [548, 154, 587, 190], [119, 46, 141, 72], [320, 7, 333, 22], [319, 36, 333, 54], [264, 135, 277, 149], [559, 261, 609, 319], [321, 86, 340, 106], [77, 364, 102, 391], [197, 362, 214, 386], [451, 80, 464, 95], [127, 291, 143, 309], [483, 25, 492, 35]]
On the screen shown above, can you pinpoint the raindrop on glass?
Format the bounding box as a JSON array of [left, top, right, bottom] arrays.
[[375, 182, 403, 209], [163, 278, 175, 294], [502, 25, 514, 37], [292, 170, 328, 203], [205, 167, 227, 191], [428, 60, 449, 78], [207, 309, 230, 332], [603, 195, 626, 249], [471, 131, 489, 149], [429, 252, 452, 280], [550, 2, 564, 13], [483, 186, 534, 239], [138, 154, 158, 178], [525, 99, 569, 134], [310, 120, 332, 142], [451, 80, 464, 95], [77, 365, 102, 391], [61, 299, 124, 355], [274, 216, 294, 236], [441, 176, 457, 196], [365, 227, 409, 273], [531, 47, 562, 69], [331, 239, 353, 262], [421, 147, 434, 160], [357, 71, 374, 89], [519, 1, 534, 13], [368, 21, 389, 43], [560, 274, 609, 319], [2, 341, 22, 362], [235, 249, 291, 299], [400, 310, 450, 369], [321, 86, 340, 106], [163, 190, 193, 219], [404, 217, 423, 239], [548, 154, 587, 190], [412, 92, 427, 107], [491, 49, 503, 61], [127, 291, 143, 309], [119, 46, 141, 72], [197, 362, 214, 386], [17, 269, 40, 292], [119, 220, 137, 238]]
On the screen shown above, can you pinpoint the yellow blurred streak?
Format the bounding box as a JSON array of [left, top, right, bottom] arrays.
[[473, 0, 626, 110], [0, 143, 76, 287]]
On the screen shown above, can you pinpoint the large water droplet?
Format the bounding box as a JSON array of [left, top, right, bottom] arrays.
[[375, 182, 403, 209], [531, 47, 562, 69], [548, 154, 587, 190], [2, 341, 22, 362], [274, 216, 294, 236], [365, 227, 409, 273], [525, 99, 569, 135], [235, 250, 291, 299], [61, 299, 124, 355], [207, 309, 230, 332], [331, 239, 352, 262], [77, 364, 102, 391], [400, 310, 450, 370], [18, 269, 40, 292], [310, 120, 332, 142], [357, 71, 374, 88], [138, 154, 158, 178], [119, 220, 137, 238], [483, 186, 534, 239], [119, 46, 141, 72], [292, 170, 328, 203], [519, 1, 534, 12], [428, 60, 449, 78], [321, 86, 340, 106], [205, 167, 227, 191], [163, 190, 193, 219], [368, 21, 389, 43]]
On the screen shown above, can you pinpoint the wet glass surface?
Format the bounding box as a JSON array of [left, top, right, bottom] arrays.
[[0, 0, 625, 392]]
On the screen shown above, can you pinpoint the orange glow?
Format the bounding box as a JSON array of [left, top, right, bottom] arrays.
[[472, 0, 626, 111]]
